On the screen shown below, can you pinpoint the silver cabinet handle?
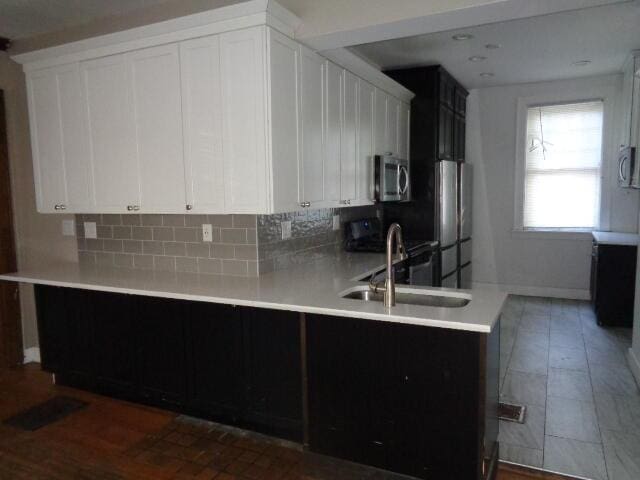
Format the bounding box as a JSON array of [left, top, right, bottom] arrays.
[[126, 205, 141, 212], [299, 202, 311, 208], [54, 204, 66, 211], [384, 151, 393, 156], [186, 204, 193, 211], [340, 200, 348, 205]]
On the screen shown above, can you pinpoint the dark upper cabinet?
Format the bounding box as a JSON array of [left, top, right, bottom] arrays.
[[135, 296, 188, 407], [438, 105, 455, 160], [242, 308, 302, 440], [454, 87, 467, 117], [185, 301, 244, 422], [454, 115, 466, 161]]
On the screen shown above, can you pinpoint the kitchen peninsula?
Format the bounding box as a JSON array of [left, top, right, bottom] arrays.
[[0, 252, 504, 480]]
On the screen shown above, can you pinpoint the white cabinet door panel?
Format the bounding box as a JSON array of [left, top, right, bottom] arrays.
[[356, 79, 375, 205], [129, 44, 186, 213], [374, 88, 388, 156], [180, 35, 225, 213], [324, 61, 342, 206], [387, 95, 400, 157], [299, 47, 325, 207], [340, 69, 357, 203], [82, 54, 139, 210], [220, 27, 267, 213], [269, 30, 301, 213]]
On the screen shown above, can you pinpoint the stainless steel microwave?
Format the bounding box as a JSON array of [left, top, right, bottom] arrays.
[[374, 155, 410, 202]]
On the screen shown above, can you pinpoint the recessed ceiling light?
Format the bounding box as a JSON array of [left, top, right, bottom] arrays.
[[469, 56, 487, 62], [485, 44, 501, 50], [572, 60, 592, 67], [479, 72, 494, 78], [452, 33, 474, 41]]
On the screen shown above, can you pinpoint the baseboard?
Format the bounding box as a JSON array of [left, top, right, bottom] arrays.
[[628, 348, 640, 389], [472, 282, 590, 300], [23, 347, 41, 364]]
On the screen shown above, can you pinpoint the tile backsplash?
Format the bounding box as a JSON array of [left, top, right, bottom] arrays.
[[76, 214, 258, 276], [76, 206, 379, 276]]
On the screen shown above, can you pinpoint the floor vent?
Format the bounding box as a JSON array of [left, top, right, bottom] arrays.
[[3, 395, 88, 431], [498, 402, 526, 424]]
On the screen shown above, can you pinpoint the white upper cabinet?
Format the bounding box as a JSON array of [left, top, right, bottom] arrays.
[[356, 79, 375, 205], [220, 27, 268, 213], [340, 69, 358, 204], [374, 88, 388, 156], [325, 61, 342, 206], [81, 54, 140, 211], [27, 64, 93, 213], [129, 44, 186, 213], [180, 35, 225, 214], [268, 30, 302, 213], [299, 47, 325, 208], [386, 95, 400, 158]]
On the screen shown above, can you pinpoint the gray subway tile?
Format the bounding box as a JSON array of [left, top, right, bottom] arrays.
[[235, 245, 258, 260], [211, 244, 235, 259], [174, 227, 198, 242], [142, 214, 163, 226], [185, 214, 208, 227], [85, 239, 104, 251], [77, 238, 86, 251], [114, 253, 134, 268], [96, 252, 114, 267], [78, 251, 96, 266], [142, 241, 164, 255], [112, 225, 132, 240], [162, 214, 185, 227], [246, 228, 257, 245], [133, 255, 154, 270], [121, 214, 141, 226], [247, 261, 258, 277], [154, 256, 176, 272], [96, 225, 113, 239], [233, 214, 257, 228], [101, 214, 121, 226], [123, 240, 143, 254], [164, 241, 186, 257], [152, 227, 174, 241], [132, 226, 153, 240], [221, 228, 246, 244], [222, 259, 248, 276], [198, 258, 222, 274], [208, 214, 233, 227], [176, 257, 198, 273], [83, 214, 102, 223], [103, 239, 123, 253], [186, 243, 210, 258]]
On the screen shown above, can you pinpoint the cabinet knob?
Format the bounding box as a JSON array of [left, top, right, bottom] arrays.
[[127, 205, 140, 212], [54, 204, 66, 211], [186, 204, 193, 211], [299, 202, 311, 208], [126, 205, 134, 211], [384, 151, 393, 156]]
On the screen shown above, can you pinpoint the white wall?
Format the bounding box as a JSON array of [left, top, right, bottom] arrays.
[[468, 74, 638, 299]]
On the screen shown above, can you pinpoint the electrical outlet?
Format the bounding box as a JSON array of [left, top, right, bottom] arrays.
[[281, 220, 292, 240], [62, 219, 75, 236], [84, 222, 97, 239], [332, 215, 341, 231], [202, 224, 213, 242]]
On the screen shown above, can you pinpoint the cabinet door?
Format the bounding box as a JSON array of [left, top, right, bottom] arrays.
[[386, 96, 400, 157], [324, 61, 342, 206], [135, 296, 187, 407], [299, 48, 325, 207], [27, 65, 93, 213], [356, 79, 375, 204], [340, 69, 358, 203], [186, 302, 244, 422], [374, 88, 388, 155], [81, 54, 140, 211], [268, 30, 302, 213], [454, 114, 466, 161], [129, 45, 186, 213], [438, 105, 454, 160], [243, 308, 302, 441], [220, 27, 268, 213], [397, 101, 410, 161], [180, 36, 225, 214], [34, 286, 68, 372]]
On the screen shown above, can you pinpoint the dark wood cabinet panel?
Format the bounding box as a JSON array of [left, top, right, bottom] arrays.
[[590, 242, 637, 327], [243, 308, 302, 440], [185, 301, 244, 422], [438, 105, 454, 160], [454, 114, 466, 161], [35, 286, 68, 373]]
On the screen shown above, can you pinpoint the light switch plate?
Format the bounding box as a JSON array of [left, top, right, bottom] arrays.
[[332, 215, 341, 231], [202, 224, 213, 242], [84, 222, 97, 239], [62, 219, 75, 236], [281, 220, 292, 240]]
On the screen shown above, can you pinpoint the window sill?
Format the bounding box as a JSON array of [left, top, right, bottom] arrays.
[[511, 229, 594, 241]]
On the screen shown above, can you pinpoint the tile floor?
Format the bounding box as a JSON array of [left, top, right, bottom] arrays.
[[498, 295, 640, 480]]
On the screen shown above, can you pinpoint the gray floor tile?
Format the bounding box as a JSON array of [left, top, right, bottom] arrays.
[[591, 364, 640, 397], [516, 330, 550, 349], [550, 315, 582, 336], [543, 436, 607, 480], [501, 371, 547, 407], [499, 404, 545, 450], [499, 443, 543, 468], [545, 396, 601, 443], [584, 330, 625, 353], [549, 345, 588, 371], [519, 313, 551, 334], [586, 342, 628, 368], [547, 368, 593, 401], [601, 429, 640, 480], [509, 343, 549, 375], [550, 330, 585, 349], [594, 392, 640, 434]]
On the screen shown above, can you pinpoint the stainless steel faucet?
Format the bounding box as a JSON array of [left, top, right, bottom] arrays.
[[369, 223, 408, 307]]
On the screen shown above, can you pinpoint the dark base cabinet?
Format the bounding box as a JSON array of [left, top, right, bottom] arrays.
[[306, 314, 499, 480], [35, 285, 302, 442], [590, 242, 637, 327]]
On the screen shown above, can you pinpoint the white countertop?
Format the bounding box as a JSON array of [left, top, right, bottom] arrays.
[[0, 253, 506, 333], [592, 231, 640, 246]]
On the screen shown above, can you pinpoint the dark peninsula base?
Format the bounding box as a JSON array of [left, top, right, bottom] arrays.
[[34, 285, 499, 480]]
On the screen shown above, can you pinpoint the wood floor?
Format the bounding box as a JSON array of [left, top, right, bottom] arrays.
[[0, 365, 576, 480]]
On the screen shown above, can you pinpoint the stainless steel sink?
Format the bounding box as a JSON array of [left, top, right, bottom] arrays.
[[341, 288, 470, 308]]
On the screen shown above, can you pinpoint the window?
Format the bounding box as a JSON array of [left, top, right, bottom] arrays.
[[522, 100, 603, 230]]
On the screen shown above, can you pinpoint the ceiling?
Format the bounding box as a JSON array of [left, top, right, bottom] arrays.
[[0, 0, 172, 39], [352, 1, 640, 89]]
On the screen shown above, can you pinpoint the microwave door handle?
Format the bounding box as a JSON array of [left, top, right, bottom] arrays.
[[399, 166, 409, 194], [620, 156, 627, 182], [396, 164, 402, 196]]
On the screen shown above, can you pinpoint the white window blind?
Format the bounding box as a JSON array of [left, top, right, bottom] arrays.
[[523, 100, 603, 230]]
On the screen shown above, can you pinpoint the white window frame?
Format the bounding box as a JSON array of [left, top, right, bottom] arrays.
[[513, 84, 617, 238]]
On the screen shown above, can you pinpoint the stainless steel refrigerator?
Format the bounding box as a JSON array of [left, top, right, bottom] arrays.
[[436, 160, 472, 289]]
